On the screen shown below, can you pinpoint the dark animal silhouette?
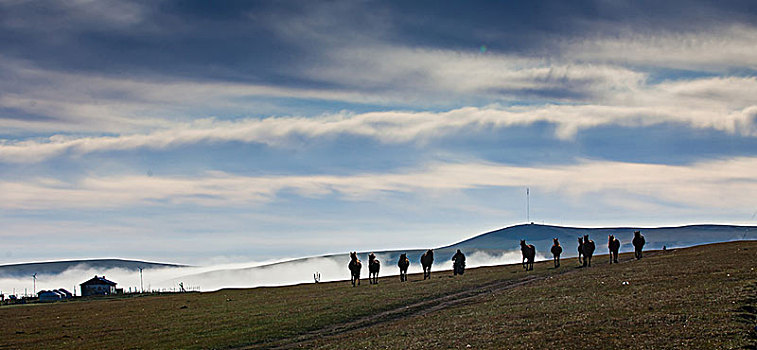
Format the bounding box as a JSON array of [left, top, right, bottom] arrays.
[[550, 238, 563, 268], [397, 253, 410, 282], [348, 252, 361, 287], [632, 230, 646, 260], [420, 249, 434, 280], [582, 235, 595, 267], [520, 240, 535, 271], [608, 235, 621, 264], [368, 253, 380, 284], [452, 249, 466, 276], [577, 237, 584, 265]]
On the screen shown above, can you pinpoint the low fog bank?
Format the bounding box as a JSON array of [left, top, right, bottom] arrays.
[[164, 248, 548, 291], [0, 258, 316, 296], [0, 249, 545, 295], [2, 234, 753, 295]]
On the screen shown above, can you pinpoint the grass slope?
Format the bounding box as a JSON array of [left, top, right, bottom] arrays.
[[0, 241, 754, 349]]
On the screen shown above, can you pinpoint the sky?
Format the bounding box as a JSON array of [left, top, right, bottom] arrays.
[[1, 0, 756, 265]]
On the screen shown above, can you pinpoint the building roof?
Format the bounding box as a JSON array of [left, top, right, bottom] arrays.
[[80, 275, 117, 286]]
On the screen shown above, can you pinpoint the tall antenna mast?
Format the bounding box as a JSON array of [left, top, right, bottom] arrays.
[[138, 267, 144, 293], [526, 187, 530, 223], [32, 273, 37, 295]]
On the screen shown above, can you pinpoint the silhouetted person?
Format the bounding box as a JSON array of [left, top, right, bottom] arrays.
[[452, 249, 466, 276], [577, 237, 584, 266]]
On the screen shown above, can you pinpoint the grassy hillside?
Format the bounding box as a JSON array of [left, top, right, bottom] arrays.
[[0, 241, 754, 349], [311, 241, 757, 349]]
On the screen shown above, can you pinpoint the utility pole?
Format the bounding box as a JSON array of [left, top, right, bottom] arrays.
[[526, 187, 530, 223], [32, 273, 37, 295], [138, 267, 144, 293]]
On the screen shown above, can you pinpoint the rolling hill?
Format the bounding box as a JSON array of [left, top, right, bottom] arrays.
[[444, 223, 756, 252], [1, 224, 753, 291], [170, 223, 757, 288], [0, 259, 185, 278]]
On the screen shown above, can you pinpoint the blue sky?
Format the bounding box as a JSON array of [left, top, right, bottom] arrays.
[[1, 0, 756, 265]]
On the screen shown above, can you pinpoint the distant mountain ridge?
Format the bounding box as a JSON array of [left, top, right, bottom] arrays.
[[444, 223, 757, 253], [0, 259, 185, 278], [2, 224, 754, 284]]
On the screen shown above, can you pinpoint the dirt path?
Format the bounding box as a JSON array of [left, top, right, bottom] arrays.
[[242, 252, 658, 349]]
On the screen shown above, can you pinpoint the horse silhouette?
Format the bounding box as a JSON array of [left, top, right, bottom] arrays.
[[397, 253, 410, 282], [452, 249, 466, 276], [550, 238, 563, 268], [520, 240, 535, 271], [348, 252, 362, 287], [632, 230, 646, 260], [577, 237, 584, 266], [608, 235, 620, 264], [582, 235, 595, 267], [420, 249, 434, 280], [368, 253, 380, 284]]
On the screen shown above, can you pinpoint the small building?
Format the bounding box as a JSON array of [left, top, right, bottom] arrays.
[[38, 290, 64, 302], [55, 288, 73, 298], [38, 288, 73, 302], [80, 275, 118, 297]]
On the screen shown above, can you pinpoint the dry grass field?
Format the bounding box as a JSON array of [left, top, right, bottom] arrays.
[[1, 241, 755, 349]]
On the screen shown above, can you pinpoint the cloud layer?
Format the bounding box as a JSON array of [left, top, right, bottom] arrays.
[[1, 1, 756, 265], [2, 157, 755, 212], [2, 81, 756, 164]]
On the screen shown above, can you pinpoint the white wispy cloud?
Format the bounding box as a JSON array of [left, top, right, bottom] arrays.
[[306, 46, 646, 100], [0, 58, 382, 134], [0, 0, 149, 30], [2, 76, 756, 164], [0, 48, 650, 134], [2, 157, 755, 211], [566, 25, 757, 70], [3, 24, 756, 139]]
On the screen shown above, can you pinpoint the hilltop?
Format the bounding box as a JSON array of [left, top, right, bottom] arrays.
[[445, 223, 756, 251]]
